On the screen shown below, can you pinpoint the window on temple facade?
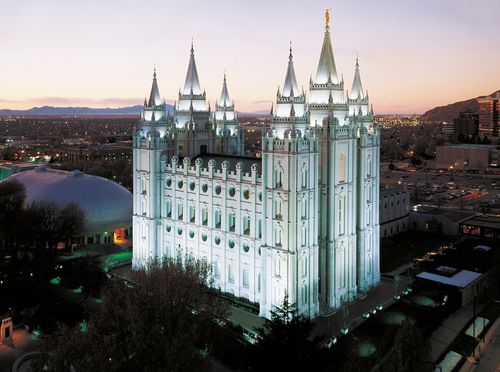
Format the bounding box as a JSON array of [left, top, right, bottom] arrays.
[[339, 152, 346, 183], [274, 166, 283, 188]]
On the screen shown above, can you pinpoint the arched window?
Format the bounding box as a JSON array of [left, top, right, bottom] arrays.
[[301, 198, 307, 219], [274, 166, 284, 188], [214, 209, 221, 229], [202, 206, 208, 226], [367, 155, 372, 178], [243, 215, 250, 235], [141, 198, 146, 216], [242, 268, 249, 288], [301, 167, 308, 189], [177, 203, 183, 220], [258, 219, 262, 239], [275, 197, 283, 219], [166, 199, 172, 218], [339, 152, 346, 183], [274, 257, 281, 277], [189, 205, 196, 223], [338, 194, 345, 235], [301, 226, 307, 247], [302, 256, 308, 277], [228, 212, 236, 232], [301, 284, 308, 304], [213, 259, 221, 278], [275, 227, 283, 247]]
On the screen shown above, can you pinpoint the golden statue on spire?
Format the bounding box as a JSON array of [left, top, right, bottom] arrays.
[[325, 8, 330, 30]]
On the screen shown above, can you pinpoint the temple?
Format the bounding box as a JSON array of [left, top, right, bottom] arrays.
[[133, 9, 380, 319]]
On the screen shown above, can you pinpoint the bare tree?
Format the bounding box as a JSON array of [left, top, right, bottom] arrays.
[[37, 256, 229, 371], [0, 179, 26, 248]]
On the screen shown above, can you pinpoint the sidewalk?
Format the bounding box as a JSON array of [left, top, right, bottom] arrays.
[[430, 300, 488, 362]]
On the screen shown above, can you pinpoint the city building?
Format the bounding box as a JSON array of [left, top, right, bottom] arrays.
[[478, 91, 500, 138], [435, 144, 499, 169], [379, 187, 409, 238], [453, 110, 478, 139], [410, 207, 474, 236], [133, 11, 381, 319], [57, 142, 132, 163], [1, 166, 132, 246], [460, 215, 500, 241]]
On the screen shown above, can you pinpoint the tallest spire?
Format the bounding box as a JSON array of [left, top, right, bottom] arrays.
[[314, 10, 339, 85], [182, 41, 202, 95]]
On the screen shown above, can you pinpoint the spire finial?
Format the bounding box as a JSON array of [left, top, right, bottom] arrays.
[[325, 8, 331, 31], [356, 53, 359, 67], [153, 63, 157, 78], [289, 41, 293, 61], [190, 37, 194, 54], [223, 69, 226, 82]]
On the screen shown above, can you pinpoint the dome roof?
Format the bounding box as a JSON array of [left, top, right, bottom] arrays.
[[2, 166, 132, 233]]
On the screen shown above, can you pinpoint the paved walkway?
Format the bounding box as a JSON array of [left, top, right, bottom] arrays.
[[431, 300, 488, 362], [462, 318, 500, 372]]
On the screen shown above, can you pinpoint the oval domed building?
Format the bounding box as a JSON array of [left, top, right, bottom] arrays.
[[2, 166, 132, 246]]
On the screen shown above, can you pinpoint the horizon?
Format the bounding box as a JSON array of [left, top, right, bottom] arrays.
[[1, 0, 499, 114]]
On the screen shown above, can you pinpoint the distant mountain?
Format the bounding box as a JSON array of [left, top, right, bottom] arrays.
[[421, 90, 499, 123], [0, 105, 174, 117]]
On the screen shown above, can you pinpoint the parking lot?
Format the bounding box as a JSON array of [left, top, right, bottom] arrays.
[[380, 164, 500, 213]]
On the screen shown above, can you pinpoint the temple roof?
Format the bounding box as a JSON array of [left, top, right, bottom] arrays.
[[349, 58, 364, 100], [148, 68, 162, 106], [315, 24, 339, 84], [282, 45, 299, 97], [182, 43, 202, 95]]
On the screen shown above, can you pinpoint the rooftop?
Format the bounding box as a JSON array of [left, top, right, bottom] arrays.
[[417, 270, 482, 288]]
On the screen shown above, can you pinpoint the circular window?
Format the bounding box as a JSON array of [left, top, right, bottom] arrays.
[[228, 240, 235, 249], [243, 243, 250, 253], [177, 227, 183, 235], [177, 180, 183, 189], [243, 188, 250, 200], [259, 192, 262, 202], [214, 236, 221, 245], [189, 181, 195, 191], [166, 178, 172, 187], [215, 185, 221, 195], [228, 186, 235, 197], [201, 233, 207, 242], [166, 224, 171, 232], [202, 183, 208, 193], [189, 230, 195, 238]]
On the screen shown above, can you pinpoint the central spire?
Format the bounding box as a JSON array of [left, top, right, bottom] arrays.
[[182, 41, 202, 95], [282, 42, 299, 98], [314, 10, 339, 85], [148, 67, 162, 106]]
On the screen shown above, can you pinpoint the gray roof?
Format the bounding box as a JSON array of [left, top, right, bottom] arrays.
[[1, 166, 132, 233]]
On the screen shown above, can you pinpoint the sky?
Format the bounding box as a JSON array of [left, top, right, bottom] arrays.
[[0, 0, 499, 114]]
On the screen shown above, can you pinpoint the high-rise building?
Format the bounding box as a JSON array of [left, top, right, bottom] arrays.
[[133, 10, 380, 319], [478, 91, 500, 138], [453, 109, 479, 139]]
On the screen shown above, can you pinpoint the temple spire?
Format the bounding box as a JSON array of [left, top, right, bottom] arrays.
[[148, 67, 162, 106], [219, 71, 232, 107], [182, 41, 202, 95], [282, 42, 299, 98], [349, 56, 364, 100], [315, 11, 339, 85]]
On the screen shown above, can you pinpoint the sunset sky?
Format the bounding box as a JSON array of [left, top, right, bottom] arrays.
[[1, 0, 499, 114]]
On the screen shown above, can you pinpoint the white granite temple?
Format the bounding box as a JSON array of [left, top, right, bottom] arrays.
[[133, 11, 380, 319]]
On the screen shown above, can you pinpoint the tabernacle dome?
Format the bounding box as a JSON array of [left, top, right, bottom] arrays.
[[1, 166, 132, 245]]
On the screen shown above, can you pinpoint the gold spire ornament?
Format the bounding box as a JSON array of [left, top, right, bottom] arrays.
[[325, 9, 330, 30]]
